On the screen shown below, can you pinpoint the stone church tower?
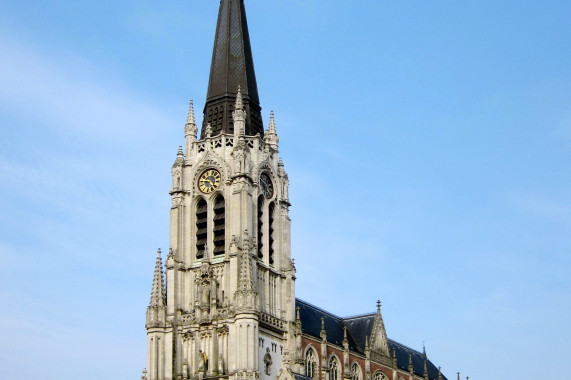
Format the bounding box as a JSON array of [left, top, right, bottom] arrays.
[[145, 2, 451, 380], [145, 1, 298, 380]]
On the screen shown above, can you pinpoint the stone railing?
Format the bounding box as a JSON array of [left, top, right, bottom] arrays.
[[259, 312, 285, 331]]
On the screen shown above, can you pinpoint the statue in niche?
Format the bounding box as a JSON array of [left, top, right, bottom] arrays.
[[201, 284, 210, 306], [172, 167, 182, 189], [199, 350, 208, 371], [182, 360, 189, 380], [218, 354, 224, 375], [234, 152, 243, 173], [263, 347, 272, 375], [281, 176, 289, 200], [243, 155, 250, 174]]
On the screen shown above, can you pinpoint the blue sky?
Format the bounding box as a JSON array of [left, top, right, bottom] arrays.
[[1, 1, 570, 379]]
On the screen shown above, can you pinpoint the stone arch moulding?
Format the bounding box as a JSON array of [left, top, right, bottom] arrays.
[[350, 361, 363, 380], [253, 159, 276, 183], [328, 354, 341, 380], [254, 160, 279, 199], [303, 343, 319, 358]]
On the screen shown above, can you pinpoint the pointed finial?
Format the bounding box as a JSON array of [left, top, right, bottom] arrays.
[[235, 85, 244, 111], [408, 354, 413, 372], [205, 123, 212, 138], [377, 300, 381, 313], [343, 326, 347, 339], [268, 110, 276, 133], [296, 306, 301, 321], [438, 367, 442, 380], [141, 368, 148, 380], [174, 146, 184, 166], [457, 372, 460, 380], [186, 100, 195, 125], [365, 335, 369, 349], [423, 342, 427, 358], [150, 249, 166, 307], [321, 317, 325, 330]]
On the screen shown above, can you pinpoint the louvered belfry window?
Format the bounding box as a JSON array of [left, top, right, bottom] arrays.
[[213, 195, 225, 256], [195, 198, 208, 258], [257, 195, 264, 259], [268, 202, 275, 266]]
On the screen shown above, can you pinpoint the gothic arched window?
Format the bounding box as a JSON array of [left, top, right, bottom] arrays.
[[195, 198, 207, 258], [305, 348, 317, 379], [213, 195, 225, 256], [257, 195, 264, 259], [351, 363, 362, 380], [329, 356, 339, 380], [373, 371, 388, 380], [268, 202, 275, 266]]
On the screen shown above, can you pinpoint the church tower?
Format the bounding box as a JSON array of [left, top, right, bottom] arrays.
[[145, 1, 296, 380]]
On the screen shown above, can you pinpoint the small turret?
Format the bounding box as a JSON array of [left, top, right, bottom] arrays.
[[187, 100, 195, 125], [185, 100, 197, 149], [264, 110, 279, 150], [150, 249, 166, 307], [171, 146, 184, 191], [175, 146, 184, 164], [233, 86, 246, 139], [146, 249, 167, 328]]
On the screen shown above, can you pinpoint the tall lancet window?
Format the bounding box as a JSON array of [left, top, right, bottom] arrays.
[[351, 363, 362, 380], [257, 195, 264, 259], [213, 195, 225, 256], [329, 356, 339, 380], [305, 349, 317, 379], [268, 202, 275, 266], [195, 198, 208, 258]]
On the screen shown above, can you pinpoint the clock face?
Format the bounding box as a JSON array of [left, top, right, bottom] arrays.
[[198, 169, 221, 194], [260, 173, 273, 199]]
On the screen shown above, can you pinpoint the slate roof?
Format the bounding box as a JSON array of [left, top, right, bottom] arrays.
[[202, 0, 264, 138], [296, 299, 447, 380]]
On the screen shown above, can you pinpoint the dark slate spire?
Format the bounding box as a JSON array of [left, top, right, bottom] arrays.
[[201, 0, 263, 138]]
